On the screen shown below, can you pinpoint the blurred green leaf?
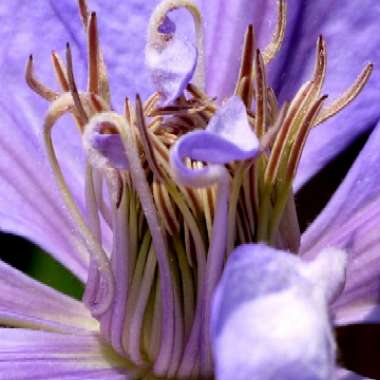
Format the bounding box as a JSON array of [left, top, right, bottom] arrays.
[[28, 248, 84, 300]]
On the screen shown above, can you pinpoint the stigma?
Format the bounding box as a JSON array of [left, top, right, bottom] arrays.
[[25, 0, 372, 378]]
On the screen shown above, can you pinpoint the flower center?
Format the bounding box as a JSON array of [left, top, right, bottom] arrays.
[[26, 0, 372, 378]]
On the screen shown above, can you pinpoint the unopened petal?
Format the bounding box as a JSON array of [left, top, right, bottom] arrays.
[[211, 244, 336, 380]]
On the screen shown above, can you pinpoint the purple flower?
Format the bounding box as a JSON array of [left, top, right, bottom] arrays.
[[0, 0, 379, 379]]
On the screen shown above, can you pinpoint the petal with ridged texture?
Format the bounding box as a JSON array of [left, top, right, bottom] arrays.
[[0, 259, 98, 333], [301, 120, 380, 325], [0, 329, 134, 380]]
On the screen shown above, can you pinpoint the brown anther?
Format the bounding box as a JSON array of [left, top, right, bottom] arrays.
[[51, 51, 70, 92], [25, 55, 58, 101], [264, 82, 312, 185], [98, 121, 118, 135], [115, 170, 124, 209], [135, 95, 164, 182], [262, 0, 287, 65], [90, 93, 109, 113], [267, 87, 279, 123], [186, 83, 207, 99], [286, 95, 327, 180], [235, 24, 255, 107], [316, 63, 374, 125], [149, 103, 210, 118], [124, 97, 134, 126], [260, 102, 288, 153], [253, 49, 268, 138], [311, 35, 327, 98], [144, 92, 161, 115], [78, 0, 90, 29], [65, 43, 88, 125], [88, 12, 100, 95]]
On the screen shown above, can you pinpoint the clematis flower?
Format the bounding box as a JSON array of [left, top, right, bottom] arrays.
[[0, 0, 379, 380]]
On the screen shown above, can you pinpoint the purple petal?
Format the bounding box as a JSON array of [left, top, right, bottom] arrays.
[[211, 243, 336, 380], [270, 0, 380, 188], [2, 0, 158, 105], [0, 97, 89, 280], [0, 259, 97, 333], [0, 0, 158, 279], [301, 120, 380, 324], [0, 329, 133, 379], [202, 0, 278, 99]]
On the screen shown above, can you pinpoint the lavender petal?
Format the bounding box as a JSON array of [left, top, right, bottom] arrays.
[[301, 120, 380, 323], [0, 329, 134, 379], [0, 259, 97, 333], [273, 0, 380, 189], [202, 0, 279, 99]]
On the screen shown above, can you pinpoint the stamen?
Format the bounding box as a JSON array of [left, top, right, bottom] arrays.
[[86, 112, 175, 377], [43, 93, 114, 316], [262, 0, 287, 65], [311, 35, 327, 97], [148, 0, 205, 89], [25, 55, 58, 101], [286, 95, 327, 180], [135, 95, 164, 182], [65, 43, 88, 126], [253, 50, 268, 138], [78, 0, 90, 28], [78, 0, 111, 103], [153, 182, 180, 235], [89, 93, 109, 113], [88, 12, 100, 95], [264, 81, 312, 186], [51, 51, 70, 92], [234, 25, 255, 107], [316, 63, 374, 125], [144, 92, 161, 115]]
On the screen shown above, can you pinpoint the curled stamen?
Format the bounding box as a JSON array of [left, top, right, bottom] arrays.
[[43, 93, 114, 316], [25, 55, 58, 101], [316, 63, 374, 125], [147, 0, 205, 92], [86, 112, 175, 376], [262, 0, 287, 65]]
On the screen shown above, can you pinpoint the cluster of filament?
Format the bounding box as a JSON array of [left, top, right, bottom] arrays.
[[26, 0, 372, 378]]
